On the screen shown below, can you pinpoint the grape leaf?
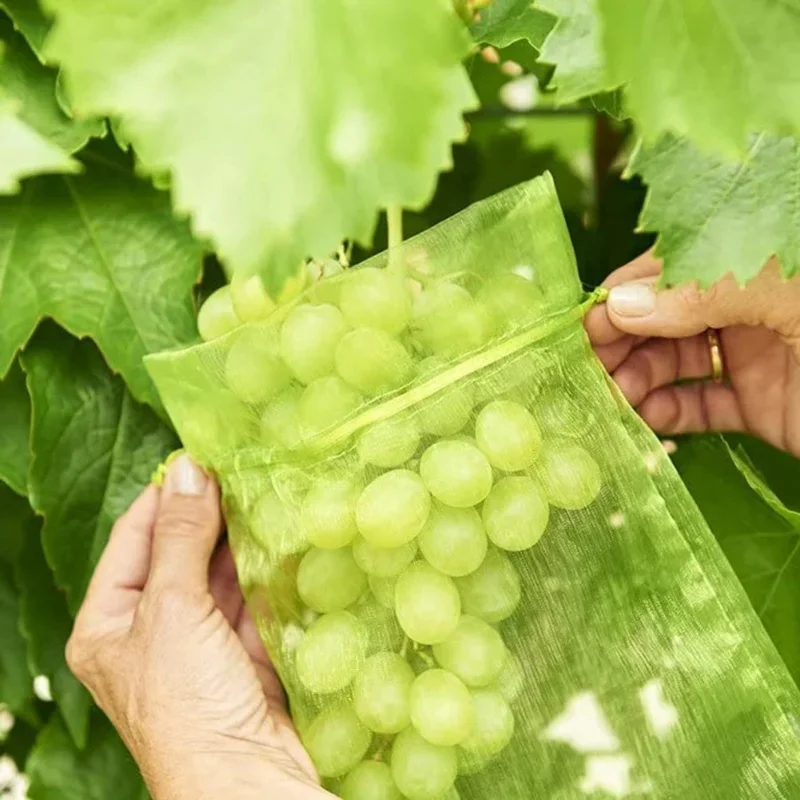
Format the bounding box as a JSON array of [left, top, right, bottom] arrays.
[[16, 520, 92, 749], [0, 482, 32, 563], [0, 147, 202, 413], [470, 0, 556, 49], [0, 561, 31, 714], [26, 710, 147, 800], [0, 16, 104, 152], [537, 0, 614, 104], [0, 359, 30, 496], [22, 325, 178, 614], [674, 435, 800, 684], [0, 0, 50, 60], [631, 133, 800, 287], [599, 0, 800, 153], [42, 0, 477, 292]]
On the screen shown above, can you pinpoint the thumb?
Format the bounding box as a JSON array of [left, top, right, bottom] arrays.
[[149, 453, 222, 594], [605, 259, 800, 340]]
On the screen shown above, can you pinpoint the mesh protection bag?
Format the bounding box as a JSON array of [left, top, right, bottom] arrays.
[[146, 176, 800, 799]]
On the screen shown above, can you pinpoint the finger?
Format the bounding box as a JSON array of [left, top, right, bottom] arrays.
[[639, 383, 746, 436], [612, 335, 713, 407], [148, 454, 222, 595], [82, 484, 160, 618], [208, 542, 244, 627], [593, 335, 638, 373], [235, 610, 286, 708]]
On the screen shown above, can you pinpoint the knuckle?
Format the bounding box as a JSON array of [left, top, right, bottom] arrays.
[[65, 626, 100, 680], [156, 506, 209, 542]]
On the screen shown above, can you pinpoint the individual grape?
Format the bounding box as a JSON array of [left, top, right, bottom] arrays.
[[460, 690, 514, 757], [420, 441, 493, 508], [341, 761, 403, 800], [297, 548, 366, 613], [412, 283, 493, 358], [260, 386, 304, 449], [251, 489, 308, 556], [418, 505, 488, 577], [335, 328, 414, 396], [230, 274, 275, 322], [432, 616, 506, 687], [301, 478, 360, 549], [455, 549, 520, 624], [354, 652, 415, 734], [339, 267, 412, 335], [482, 477, 549, 552], [302, 701, 372, 778], [534, 390, 594, 438], [353, 536, 417, 577], [415, 358, 475, 436], [280, 303, 348, 384], [537, 444, 602, 509], [198, 285, 241, 341], [410, 669, 474, 747], [356, 470, 431, 547], [297, 376, 361, 437], [395, 563, 461, 645], [355, 598, 404, 654], [491, 653, 525, 702], [357, 416, 421, 468], [224, 328, 291, 404], [476, 272, 544, 334], [369, 574, 398, 609], [475, 400, 542, 472], [295, 611, 365, 694], [391, 728, 458, 800]]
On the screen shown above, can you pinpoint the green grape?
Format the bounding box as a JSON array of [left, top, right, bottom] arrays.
[[353, 536, 417, 577], [457, 745, 494, 776], [198, 285, 241, 341], [476, 272, 544, 333], [302, 701, 372, 778], [416, 371, 475, 437], [335, 328, 414, 395], [475, 400, 542, 472], [391, 727, 457, 800], [341, 761, 403, 800], [224, 328, 291, 404], [412, 283, 493, 358], [295, 611, 366, 694], [455, 549, 520, 624], [301, 478, 360, 549], [354, 652, 415, 734], [297, 547, 366, 613], [418, 505, 488, 577], [482, 477, 549, 552], [369, 574, 398, 609], [260, 386, 304, 449], [230, 274, 275, 322], [280, 303, 348, 384], [297, 376, 361, 438], [251, 489, 308, 556], [538, 444, 601, 509], [358, 416, 421, 468], [355, 598, 404, 654], [356, 470, 431, 547], [460, 690, 514, 756], [339, 267, 412, 335], [491, 652, 525, 702], [410, 669, 474, 747], [534, 390, 594, 438], [395, 562, 461, 645], [432, 616, 506, 688], [420, 441, 493, 508]]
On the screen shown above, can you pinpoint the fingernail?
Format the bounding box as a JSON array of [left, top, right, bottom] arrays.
[[608, 282, 657, 317], [166, 454, 207, 496]]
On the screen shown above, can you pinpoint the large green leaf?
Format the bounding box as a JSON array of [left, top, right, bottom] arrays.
[[599, 0, 800, 153], [632, 133, 800, 286], [470, 0, 556, 49], [22, 325, 178, 614], [42, 0, 477, 291], [0, 0, 50, 59], [0, 359, 30, 496], [16, 520, 92, 749], [674, 436, 800, 684], [0, 148, 202, 412], [0, 16, 103, 152], [26, 711, 147, 800], [0, 483, 32, 564]]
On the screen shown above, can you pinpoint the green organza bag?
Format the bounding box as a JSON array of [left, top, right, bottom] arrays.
[[146, 176, 800, 799]]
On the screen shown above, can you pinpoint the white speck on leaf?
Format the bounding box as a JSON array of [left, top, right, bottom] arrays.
[[579, 754, 633, 797], [639, 680, 678, 739], [543, 691, 620, 753]]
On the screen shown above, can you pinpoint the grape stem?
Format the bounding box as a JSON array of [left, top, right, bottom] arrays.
[[400, 635, 410, 659]]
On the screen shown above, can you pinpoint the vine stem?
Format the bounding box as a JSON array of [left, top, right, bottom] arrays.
[[387, 205, 404, 272]]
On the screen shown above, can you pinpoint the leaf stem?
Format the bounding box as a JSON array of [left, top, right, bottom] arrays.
[[387, 205, 404, 271]]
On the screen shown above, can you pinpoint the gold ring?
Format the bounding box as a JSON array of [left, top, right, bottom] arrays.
[[707, 329, 725, 384]]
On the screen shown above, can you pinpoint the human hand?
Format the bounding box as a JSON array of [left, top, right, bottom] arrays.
[[585, 252, 800, 458], [66, 454, 331, 800]]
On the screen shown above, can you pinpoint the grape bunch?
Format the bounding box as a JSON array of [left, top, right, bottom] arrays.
[[199, 265, 602, 799]]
